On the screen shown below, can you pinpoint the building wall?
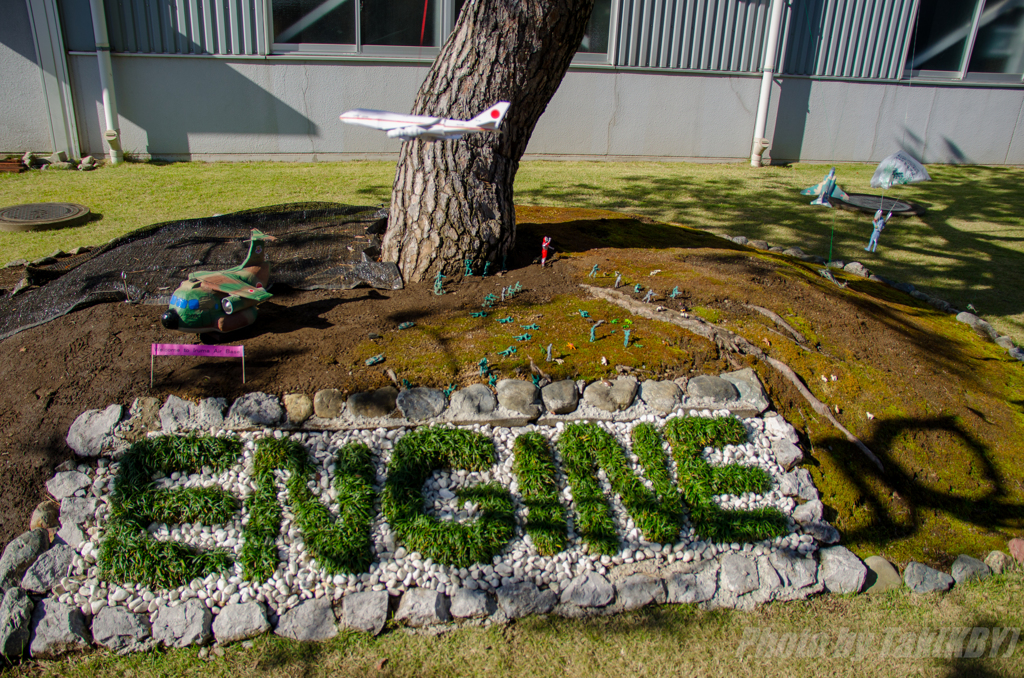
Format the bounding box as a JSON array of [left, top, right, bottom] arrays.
[[0, 0, 56, 154], [59, 54, 1024, 165]]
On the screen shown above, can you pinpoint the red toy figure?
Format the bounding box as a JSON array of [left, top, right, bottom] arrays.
[[541, 236, 553, 266]]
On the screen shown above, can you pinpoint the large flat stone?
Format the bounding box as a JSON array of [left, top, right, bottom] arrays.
[[66, 405, 122, 456], [0, 529, 49, 591], [686, 375, 739, 401], [159, 395, 194, 432], [496, 380, 542, 418], [450, 589, 495, 619], [904, 561, 953, 593], [347, 387, 398, 419], [541, 380, 579, 415], [639, 380, 681, 414], [59, 497, 98, 528], [448, 385, 497, 418], [195, 398, 227, 429], [0, 587, 34, 657], [720, 554, 759, 595], [397, 388, 446, 420], [863, 556, 902, 594], [341, 590, 389, 635], [495, 581, 557, 619], [720, 367, 770, 412], [768, 550, 817, 590], [560, 573, 614, 608], [612, 574, 666, 611], [92, 606, 152, 653], [583, 377, 638, 412], [226, 392, 283, 427], [951, 555, 991, 586], [21, 544, 73, 594], [313, 389, 346, 419], [212, 602, 270, 644], [45, 471, 91, 500], [275, 598, 338, 641], [819, 546, 867, 594], [28, 599, 90, 659], [151, 598, 212, 648], [664, 561, 719, 604], [395, 588, 451, 627]]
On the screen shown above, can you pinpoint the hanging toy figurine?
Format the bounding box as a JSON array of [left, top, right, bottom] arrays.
[[865, 209, 892, 252], [540, 236, 553, 266]]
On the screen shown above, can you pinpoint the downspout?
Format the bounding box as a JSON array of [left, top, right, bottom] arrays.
[[88, 0, 122, 165], [750, 0, 786, 167]]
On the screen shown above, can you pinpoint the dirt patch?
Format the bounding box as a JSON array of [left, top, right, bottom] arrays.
[[0, 206, 1021, 565]]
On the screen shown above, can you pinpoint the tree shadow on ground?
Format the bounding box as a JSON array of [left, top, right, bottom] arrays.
[[516, 164, 1024, 335], [811, 415, 1024, 562]]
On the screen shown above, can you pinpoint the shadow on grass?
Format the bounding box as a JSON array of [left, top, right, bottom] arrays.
[[516, 164, 1024, 334]]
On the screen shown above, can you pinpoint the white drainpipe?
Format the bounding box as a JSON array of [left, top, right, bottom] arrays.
[[88, 0, 122, 165], [750, 0, 786, 167]]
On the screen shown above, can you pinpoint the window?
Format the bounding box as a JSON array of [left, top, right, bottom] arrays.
[[272, 0, 611, 60], [906, 0, 1024, 80]]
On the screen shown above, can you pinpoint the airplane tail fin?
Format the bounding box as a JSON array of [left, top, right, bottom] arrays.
[[469, 102, 511, 130]]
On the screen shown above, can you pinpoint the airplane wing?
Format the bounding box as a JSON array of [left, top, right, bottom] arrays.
[[801, 168, 837, 197], [190, 271, 273, 301], [339, 109, 442, 132]]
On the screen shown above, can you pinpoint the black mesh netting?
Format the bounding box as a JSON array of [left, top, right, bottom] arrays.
[[0, 202, 402, 341]]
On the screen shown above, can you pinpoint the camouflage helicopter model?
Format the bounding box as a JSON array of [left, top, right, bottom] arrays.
[[161, 229, 276, 337]]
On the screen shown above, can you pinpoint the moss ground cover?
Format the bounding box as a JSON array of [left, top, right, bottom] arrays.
[[100, 435, 241, 589], [381, 426, 515, 568]]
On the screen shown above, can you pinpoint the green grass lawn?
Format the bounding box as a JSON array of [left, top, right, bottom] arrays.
[[2, 160, 1022, 342]]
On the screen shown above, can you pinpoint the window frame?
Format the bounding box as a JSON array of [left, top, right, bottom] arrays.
[[903, 0, 1024, 84], [266, 0, 614, 65]]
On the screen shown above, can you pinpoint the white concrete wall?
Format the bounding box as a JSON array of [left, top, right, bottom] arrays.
[[11, 52, 1024, 164], [0, 0, 55, 154]]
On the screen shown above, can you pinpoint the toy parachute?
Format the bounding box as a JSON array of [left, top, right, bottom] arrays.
[[870, 151, 931, 189], [800, 167, 849, 207]]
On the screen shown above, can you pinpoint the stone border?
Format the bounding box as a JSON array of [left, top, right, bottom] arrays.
[[2, 375, 1020, 660]]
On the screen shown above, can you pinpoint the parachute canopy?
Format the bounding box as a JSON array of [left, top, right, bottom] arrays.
[[871, 151, 931, 189]]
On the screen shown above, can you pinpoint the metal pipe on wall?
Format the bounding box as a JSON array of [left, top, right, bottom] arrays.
[[87, 0, 122, 165], [750, 0, 786, 167]]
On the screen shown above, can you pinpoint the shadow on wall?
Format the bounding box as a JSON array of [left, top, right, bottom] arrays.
[[74, 43, 318, 159], [766, 77, 812, 164]]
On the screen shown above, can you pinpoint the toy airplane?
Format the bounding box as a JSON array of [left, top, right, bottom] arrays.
[[800, 167, 849, 207], [339, 102, 510, 141], [161, 229, 275, 335]]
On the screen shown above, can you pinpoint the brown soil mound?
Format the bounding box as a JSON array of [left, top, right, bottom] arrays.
[[0, 206, 1021, 566]]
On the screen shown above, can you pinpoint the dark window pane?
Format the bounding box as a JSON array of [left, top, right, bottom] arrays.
[[906, 0, 980, 71], [58, 0, 96, 52], [968, 0, 1024, 74], [361, 0, 437, 46], [579, 0, 610, 53], [273, 0, 356, 44]]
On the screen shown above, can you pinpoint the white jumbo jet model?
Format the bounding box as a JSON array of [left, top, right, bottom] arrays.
[[339, 102, 511, 141]]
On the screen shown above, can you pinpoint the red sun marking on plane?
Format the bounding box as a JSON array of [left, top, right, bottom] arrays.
[[491, 109, 500, 119]]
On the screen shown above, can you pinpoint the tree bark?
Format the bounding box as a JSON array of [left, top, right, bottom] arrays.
[[381, 0, 595, 282]]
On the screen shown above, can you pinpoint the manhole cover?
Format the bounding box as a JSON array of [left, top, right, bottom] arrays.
[[833, 193, 925, 216], [0, 202, 91, 232]]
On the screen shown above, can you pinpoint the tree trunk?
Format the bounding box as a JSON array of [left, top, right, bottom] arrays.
[[381, 0, 595, 283]]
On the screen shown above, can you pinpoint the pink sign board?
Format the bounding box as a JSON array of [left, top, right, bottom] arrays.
[[152, 344, 244, 358], [150, 343, 246, 386]]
